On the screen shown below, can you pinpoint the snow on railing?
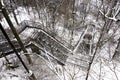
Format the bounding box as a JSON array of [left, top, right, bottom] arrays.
[[19, 20, 93, 69], [20, 20, 73, 53]]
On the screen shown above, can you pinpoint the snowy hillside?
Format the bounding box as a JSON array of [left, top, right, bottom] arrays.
[[0, 0, 120, 80]]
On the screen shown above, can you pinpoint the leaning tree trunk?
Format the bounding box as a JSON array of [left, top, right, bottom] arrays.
[[12, 10, 19, 25], [0, 23, 37, 80], [10, 0, 19, 25], [0, 1, 32, 64]]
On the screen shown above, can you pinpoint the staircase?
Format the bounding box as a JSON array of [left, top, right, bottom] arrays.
[[66, 53, 92, 70]]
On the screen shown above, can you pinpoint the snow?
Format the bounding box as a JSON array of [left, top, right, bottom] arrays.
[[0, 66, 26, 80], [0, 1, 120, 80], [20, 28, 35, 39]]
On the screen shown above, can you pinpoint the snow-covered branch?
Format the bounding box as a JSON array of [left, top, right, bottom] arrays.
[[99, 9, 120, 21]]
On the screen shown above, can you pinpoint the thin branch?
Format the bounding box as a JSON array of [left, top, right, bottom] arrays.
[[99, 10, 119, 21], [73, 26, 88, 54], [85, 22, 106, 80]]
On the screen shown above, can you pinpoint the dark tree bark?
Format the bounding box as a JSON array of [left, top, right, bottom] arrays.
[[0, 23, 37, 80], [10, 0, 19, 25], [0, 1, 32, 64]]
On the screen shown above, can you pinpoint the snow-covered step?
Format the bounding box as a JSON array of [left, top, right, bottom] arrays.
[[20, 20, 73, 51], [30, 41, 68, 65], [66, 54, 91, 70], [55, 36, 74, 50], [34, 31, 72, 55], [70, 53, 92, 61]]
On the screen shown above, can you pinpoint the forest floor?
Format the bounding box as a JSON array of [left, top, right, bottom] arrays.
[[0, 6, 120, 80]]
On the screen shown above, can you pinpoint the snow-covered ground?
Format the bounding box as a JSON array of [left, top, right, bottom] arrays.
[[0, 3, 120, 80]]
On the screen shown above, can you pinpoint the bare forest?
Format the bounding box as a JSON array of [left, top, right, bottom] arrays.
[[0, 0, 120, 80]]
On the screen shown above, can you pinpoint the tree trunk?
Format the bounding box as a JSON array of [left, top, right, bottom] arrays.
[[10, 0, 19, 25], [0, 23, 37, 80], [12, 10, 19, 25], [0, 1, 32, 64]]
